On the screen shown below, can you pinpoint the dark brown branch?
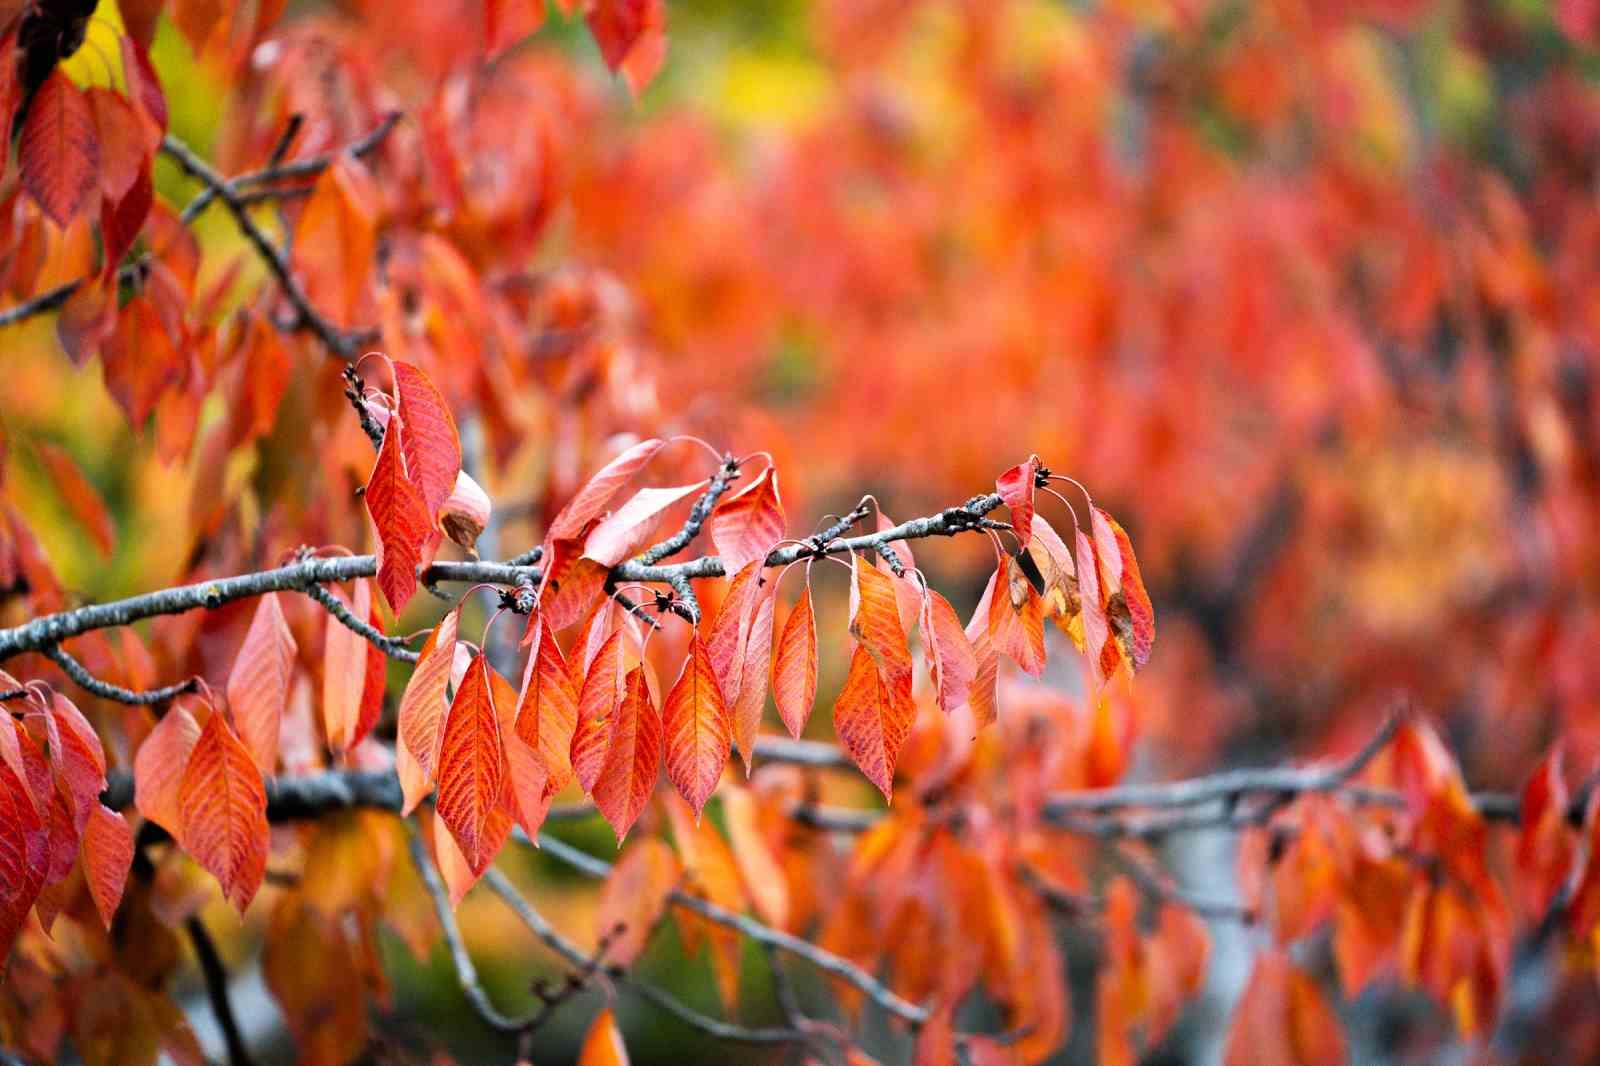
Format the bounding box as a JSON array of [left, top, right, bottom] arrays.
[[184, 915, 257, 1066], [42, 645, 198, 705], [159, 135, 376, 358]]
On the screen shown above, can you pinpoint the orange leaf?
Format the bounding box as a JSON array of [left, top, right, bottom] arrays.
[[921, 587, 977, 713], [365, 420, 432, 612], [731, 578, 776, 772], [849, 554, 913, 683], [705, 559, 763, 711], [1223, 952, 1346, 1066], [19, 72, 99, 226], [548, 438, 666, 542], [397, 607, 460, 814], [1095, 508, 1155, 670], [322, 580, 373, 752], [485, 0, 546, 58], [576, 1007, 630, 1066], [290, 155, 377, 329], [81, 802, 133, 929], [663, 793, 746, 1008], [985, 556, 1046, 678], [586, 0, 667, 95], [995, 457, 1039, 551], [516, 615, 580, 799], [87, 88, 144, 202], [435, 655, 508, 871], [35, 441, 116, 558], [133, 702, 201, 842], [593, 667, 662, 842], [1075, 529, 1114, 691], [663, 635, 731, 817], [178, 711, 269, 912], [491, 667, 553, 840], [393, 362, 462, 520], [721, 784, 789, 928], [772, 581, 818, 738], [832, 645, 914, 799], [572, 628, 628, 794], [709, 466, 786, 575], [582, 480, 708, 567], [226, 592, 296, 774], [596, 838, 679, 968]]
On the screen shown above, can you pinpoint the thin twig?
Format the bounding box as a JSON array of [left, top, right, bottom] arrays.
[[637, 455, 741, 565], [1104, 844, 1254, 924], [304, 583, 421, 662], [184, 915, 257, 1066], [42, 645, 198, 706]]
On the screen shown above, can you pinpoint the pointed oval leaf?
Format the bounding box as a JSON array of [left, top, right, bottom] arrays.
[[49, 691, 107, 829], [548, 438, 666, 542], [0, 757, 48, 961], [593, 667, 662, 842], [290, 155, 377, 329], [832, 646, 914, 800], [709, 466, 786, 575], [596, 837, 680, 968], [921, 587, 978, 714], [986, 555, 1046, 678], [582, 480, 708, 568], [365, 422, 431, 612], [850, 554, 913, 682], [227, 592, 296, 774], [397, 607, 460, 814], [133, 703, 202, 841], [731, 580, 776, 772], [721, 785, 789, 929], [178, 712, 269, 912], [20, 72, 99, 226], [706, 560, 763, 709], [571, 629, 628, 794], [435, 655, 507, 871], [82, 802, 134, 929], [772, 582, 818, 739], [663, 635, 731, 817], [393, 362, 463, 520], [35, 441, 117, 558], [516, 616, 581, 799], [995, 457, 1039, 551], [322, 580, 373, 751]]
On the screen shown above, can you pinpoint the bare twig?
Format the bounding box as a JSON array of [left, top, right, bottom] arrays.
[[304, 583, 421, 663], [637, 455, 741, 565], [42, 645, 198, 706], [1104, 844, 1254, 924], [184, 915, 257, 1066]]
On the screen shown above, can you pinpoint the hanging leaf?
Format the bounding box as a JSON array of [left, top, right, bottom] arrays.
[[490, 667, 553, 840], [1075, 530, 1114, 691], [995, 457, 1039, 552], [705, 560, 763, 710], [290, 154, 377, 329], [365, 420, 431, 612], [577, 1007, 631, 1066], [0, 757, 47, 962], [582, 480, 709, 567], [81, 802, 133, 930], [849, 554, 913, 683], [226, 592, 296, 774], [772, 581, 818, 739], [921, 586, 978, 714], [721, 785, 789, 929], [48, 692, 106, 829], [435, 655, 507, 871], [397, 607, 460, 814], [730, 579, 776, 773], [986, 556, 1046, 678], [832, 645, 914, 800], [34, 442, 116, 558], [322, 580, 373, 751], [1093, 507, 1155, 671], [133, 702, 201, 841], [19, 71, 99, 226], [663, 635, 731, 817], [586, 0, 667, 96], [393, 362, 462, 521], [548, 438, 666, 542], [596, 837, 680, 968], [709, 466, 786, 575], [571, 628, 628, 794], [593, 667, 662, 842], [516, 615, 580, 799], [178, 711, 269, 912], [350, 597, 388, 751], [1222, 952, 1347, 1066]]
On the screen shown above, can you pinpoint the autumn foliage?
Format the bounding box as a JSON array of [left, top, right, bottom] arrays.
[[3, 0, 1600, 1064]]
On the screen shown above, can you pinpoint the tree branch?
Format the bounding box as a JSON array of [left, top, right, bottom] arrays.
[[636, 455, 741, 566], [184, 914, 256, 1066], [41, 645, 198, 706], [303, 583, 421, 663]]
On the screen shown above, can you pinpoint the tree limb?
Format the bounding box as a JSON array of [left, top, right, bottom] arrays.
[[41, 645, 198, 706], [184, 914, 257, 1066]]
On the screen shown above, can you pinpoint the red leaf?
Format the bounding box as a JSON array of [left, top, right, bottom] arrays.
[[709, 466, 786, 575], [1223, 952, 1347, 1066], [35, 441, 116, 558], [593, 667, 662, 842], [290, 155, 377, 329], [87, 88, 144, 202], [772, 581, 818, 739], [582, 480, 708, 567], [548, 438, 666, 541], [179, 711, 270, 912], [490, 667, 552, 840], [1092, 507, 1155, 671], [48, 691, 107, 829], [731, 579, 776, 772], [0, 757, 47, 961], [81, 803, 133, 930], [101, 162, 153, 271], [365, 421, 432, 611], [986, 556, 1046, 678], [226, 593, 296, 774], [393, 362, 463, 520], [397, 607, 460, 814], [921, 586, 978, 713], [19, 72, 99, 226], [435, 655, 507, 871], [1516, 746, 1573, 918], [322, 580, 373, 751], [352, 599, 388, 751], [705, 560, 762, 715], [663, 635, 731, 817], [485, 0, 546, 57], [516, 616, 581, 799], [849, 554, 913, 683], [572, 628, 628, 794], [832, 645, 914, 800], [995, 457, 1039, 551], [586, 0, 667, 95], [133, 702, 201, 841]]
